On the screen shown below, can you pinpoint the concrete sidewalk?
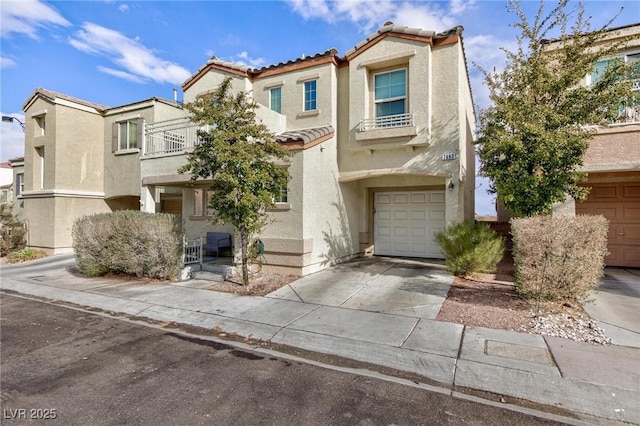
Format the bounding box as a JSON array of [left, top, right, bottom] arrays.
[[1, 255, 639, 424]]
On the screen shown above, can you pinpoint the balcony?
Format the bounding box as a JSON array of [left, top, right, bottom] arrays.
[[144, 117, 201, 156], [356, 113, 417, 142], [358, 113, 414, 132]]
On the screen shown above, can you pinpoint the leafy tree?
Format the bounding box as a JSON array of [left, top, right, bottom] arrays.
[[179, 77, 290, 285], [476, 0, 639, 216]]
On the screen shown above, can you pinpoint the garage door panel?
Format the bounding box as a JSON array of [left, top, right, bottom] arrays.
[[591, 185, 618, 200], [430, 210, 446, 221], [411, 193, 427, 203], [430, 192, 445, 203], [393, 194, 409, 204], [394, 210, 409, 220], [578, 182, 640, 267], [623, 184, 640, 199], [374, 191, 445, 259], [623, 206, 640, 221], [377, 194, 392, 204], [620, 225, 640, 243]]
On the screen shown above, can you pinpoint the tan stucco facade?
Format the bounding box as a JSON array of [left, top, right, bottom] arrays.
[[18, 24, 476, 272]]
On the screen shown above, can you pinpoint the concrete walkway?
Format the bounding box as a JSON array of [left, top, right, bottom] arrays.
[[1, 255, 639, 425]]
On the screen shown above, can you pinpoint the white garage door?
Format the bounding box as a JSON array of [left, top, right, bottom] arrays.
[[374, 191, 446, 258]]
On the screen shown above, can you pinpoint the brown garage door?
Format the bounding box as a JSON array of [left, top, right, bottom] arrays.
[[576, 182, 640, 267]]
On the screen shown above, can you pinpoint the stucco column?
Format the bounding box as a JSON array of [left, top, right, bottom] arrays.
[[140, 185, 155, 213], [552, 195, 576, 216], [445, 177, 462, 225]]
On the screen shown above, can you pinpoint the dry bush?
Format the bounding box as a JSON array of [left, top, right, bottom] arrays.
[[1, 204, 26, 257], [6, 248, 47, 264], [511, 215, 608, 304], [73, 211, 182, 279]]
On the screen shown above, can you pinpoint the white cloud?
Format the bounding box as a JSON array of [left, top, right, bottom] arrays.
[[231, 51, 267, 69], [1, 56, 16, 69], [0, 112, 26, 162], [69, 23, 191, 85], [286, 0, 472, 33], [119, 4, 130, 12], [97, 66, 147, 83], [0, 0, 70, 39], [449, 0, 477, 15]]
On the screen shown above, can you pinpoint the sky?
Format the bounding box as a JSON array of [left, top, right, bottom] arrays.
[[1, 0, 638, 215]]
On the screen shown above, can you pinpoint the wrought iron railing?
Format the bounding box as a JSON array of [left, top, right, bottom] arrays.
[[358, 113, 414, 132], [183, 235, 203, 265], [145, 117, 201, 156]]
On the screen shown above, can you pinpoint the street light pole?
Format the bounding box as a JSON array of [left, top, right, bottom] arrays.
[[2, 116, 25, 132]]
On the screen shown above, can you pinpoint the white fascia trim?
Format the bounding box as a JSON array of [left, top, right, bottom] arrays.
[[20, 189, 106, 199], [105, 101, 154, 116], [55, 98, 103, 115]]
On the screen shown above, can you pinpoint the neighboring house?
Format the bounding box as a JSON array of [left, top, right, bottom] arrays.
[[18, 23, 476, 275], [498, 23, 640, 268], [8, 157, 24, 219], [0, 162, 13, 206], [18, 89, 184, 254]]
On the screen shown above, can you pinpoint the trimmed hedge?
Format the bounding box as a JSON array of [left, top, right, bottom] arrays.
[[511, 215, 608, 303], [435, 221, 505, 277], [72, 211, 182, 279]]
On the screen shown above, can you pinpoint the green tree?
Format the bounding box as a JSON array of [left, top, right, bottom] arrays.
[[179, 77, 290, 285], [476, 0, 639, 216]]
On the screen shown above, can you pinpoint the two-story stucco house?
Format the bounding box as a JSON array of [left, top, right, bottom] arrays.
[[17, 23, 476, 276], [545, 24, 639, 268]]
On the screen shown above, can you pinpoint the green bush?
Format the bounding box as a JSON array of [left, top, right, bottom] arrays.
[[72, 211, 183, 280], [7, 248, 47, 264], [1, 204, 26, 257], [435, 221, 505, 277], [511, 215, 608, 304]]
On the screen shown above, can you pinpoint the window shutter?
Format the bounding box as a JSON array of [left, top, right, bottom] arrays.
[[112, 122, 119, 152], [136, 118, 143, 149]]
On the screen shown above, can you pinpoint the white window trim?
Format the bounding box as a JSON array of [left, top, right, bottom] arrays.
[[373, 68, 408, 118], [270, 86, 282, 113], [118, 119, 139, 151], [303, 79, 318, 112]]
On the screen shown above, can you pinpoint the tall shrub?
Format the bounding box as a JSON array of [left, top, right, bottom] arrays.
[[435, 221, 505, 277], [511, 215, 608, 305], [0, 204, 26, 257], [73, 211, 182, 279]]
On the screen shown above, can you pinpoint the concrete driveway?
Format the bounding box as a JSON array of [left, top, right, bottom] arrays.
[[266, 257, 453, 320], [584, 268, 640, 348]]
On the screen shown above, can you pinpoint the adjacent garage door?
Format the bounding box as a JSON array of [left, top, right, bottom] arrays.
[[374, 191, 445, 258], [576, 182, 640, 267]]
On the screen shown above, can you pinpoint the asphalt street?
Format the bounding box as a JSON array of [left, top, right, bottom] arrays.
[[0, 294, 563, 425]]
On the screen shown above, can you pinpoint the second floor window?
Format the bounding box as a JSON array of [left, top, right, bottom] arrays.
[[270, 87, 282, 113], [304, 80, 317, 111], [374, 69, 407, 117], [590, 53, 640, 86], [118, 120, 138, 150], [16, 173, 23, 196]]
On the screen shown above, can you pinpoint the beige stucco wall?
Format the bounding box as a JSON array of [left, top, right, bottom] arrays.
[[582, 125, 640, 172], [252, 62, 337, 130], [183, 72, 250, 104]]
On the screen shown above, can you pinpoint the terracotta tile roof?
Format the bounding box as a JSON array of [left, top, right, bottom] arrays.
[[253, 49, 338, 73], [276, 125, 334, 144], [24, 88, 109, 112], [345, 23, 437, 57]]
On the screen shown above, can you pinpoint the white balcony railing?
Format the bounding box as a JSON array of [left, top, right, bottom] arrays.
[[358, 113, 414, 132], [144, 117, 201, 156]]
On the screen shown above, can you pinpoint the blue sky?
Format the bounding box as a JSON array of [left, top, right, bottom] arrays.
[[1, 0, 638, 215]]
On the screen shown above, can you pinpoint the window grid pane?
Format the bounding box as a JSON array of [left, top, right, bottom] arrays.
[[270, 87, 282, 113], [304, 80, 317, 111], [374, 70, 407, 117]]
